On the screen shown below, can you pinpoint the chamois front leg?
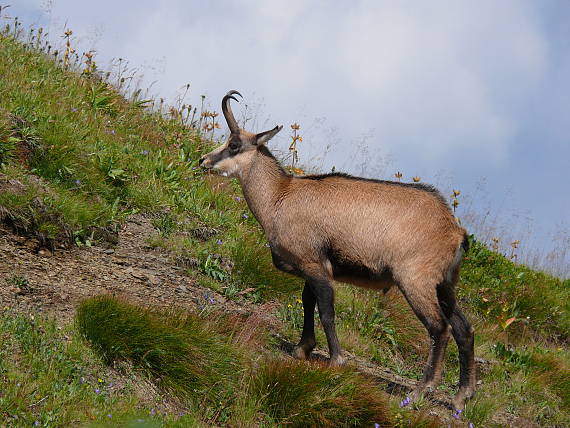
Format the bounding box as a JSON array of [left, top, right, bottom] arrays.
[[309, 277, 345, 366], [293, 282, 317, 360]]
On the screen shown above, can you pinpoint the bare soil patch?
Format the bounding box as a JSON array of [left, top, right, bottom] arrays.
[[0, 215, 246, 323]]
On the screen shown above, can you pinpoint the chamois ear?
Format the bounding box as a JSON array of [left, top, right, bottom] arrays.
[[255, 125, 282, 145]]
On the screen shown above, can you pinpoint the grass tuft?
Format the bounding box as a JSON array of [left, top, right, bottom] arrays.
[[250, 359, 394, 427], [76, 295, 242, 410], [76, 295, 408, 426]]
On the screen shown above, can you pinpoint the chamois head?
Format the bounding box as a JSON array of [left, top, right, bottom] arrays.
[[199, 90, 282, 177]]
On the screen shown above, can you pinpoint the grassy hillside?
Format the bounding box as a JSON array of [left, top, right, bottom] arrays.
[[1, 24, 568, 427]]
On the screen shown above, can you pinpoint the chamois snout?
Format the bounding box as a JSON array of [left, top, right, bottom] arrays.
[[199, 152, 219, 170], [198, 155, 211, 169], [198, 156, 210, 170]]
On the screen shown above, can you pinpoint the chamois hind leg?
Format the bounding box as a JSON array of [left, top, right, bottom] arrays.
[[307, 276, 344, 366], [449, 307, 476, 410], [398, 282, 451, 402], [293, 282, 317, 360], [437, 280, 476, 410]]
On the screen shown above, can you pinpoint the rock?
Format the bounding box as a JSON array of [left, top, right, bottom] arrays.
[[191, 226, 219, 241], [174, 256, 199, 269], [38, 248, 52, 257]]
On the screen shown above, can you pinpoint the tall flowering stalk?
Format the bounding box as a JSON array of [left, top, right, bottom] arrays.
[[62, 29, 74, 69], [201, 111, 220, 141], [451, 189, 461, 215], [289, 123, 302, 168], [82, 50, 97, 76]]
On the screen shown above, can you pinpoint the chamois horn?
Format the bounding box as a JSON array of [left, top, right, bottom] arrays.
[[222, 90, 242, 135]]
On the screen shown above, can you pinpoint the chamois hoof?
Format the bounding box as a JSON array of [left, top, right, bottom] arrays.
[[407, 384, 435, 406], [329, 355, 346, 367], [452, 387, 475, 411], [292, 345, 312, 360]]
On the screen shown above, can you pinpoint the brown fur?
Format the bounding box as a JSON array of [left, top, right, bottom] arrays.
[[236, 148, 463, 285], [200, 91, 476, 410]]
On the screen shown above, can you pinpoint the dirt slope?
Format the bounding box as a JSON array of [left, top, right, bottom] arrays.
[[0, 215, 248, 322]]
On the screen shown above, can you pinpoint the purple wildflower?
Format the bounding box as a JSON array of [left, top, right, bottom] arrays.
[[70, 107, 77, 112], [204, 293, 215, 305], [399, 396, 411, 407], [469, 423, 475, 428], [142, 150, 149, 155], [234, 196, 241, 202], [110, 129, 116, 135], [34, 421, 40, 426], [242, 213, 249, 219], [95, 388, 101, 394], [216, 239, 223, 245], [107, 414, 112, 419], [107, 382, 113, 388], [150, 408, 156, 416], [374, 424, 380, 428], [74, 179, 81, 186], [452, 409, 462, 420]]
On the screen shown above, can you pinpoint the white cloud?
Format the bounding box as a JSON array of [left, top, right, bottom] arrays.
[[12, 0, 554, 166], [16, 1, 547, 165], [334, 1, 547, 163]]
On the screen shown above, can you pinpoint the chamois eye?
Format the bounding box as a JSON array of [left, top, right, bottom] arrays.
[[229, 141, 240, 151]]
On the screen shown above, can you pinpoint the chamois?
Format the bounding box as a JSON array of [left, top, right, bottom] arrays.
[[199, 90, 476, 410]]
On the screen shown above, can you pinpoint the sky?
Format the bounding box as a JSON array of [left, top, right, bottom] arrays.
[[7, 1, 570, 267]]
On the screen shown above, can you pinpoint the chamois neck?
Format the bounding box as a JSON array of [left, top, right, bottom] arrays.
[[239, 146, 289, 231]]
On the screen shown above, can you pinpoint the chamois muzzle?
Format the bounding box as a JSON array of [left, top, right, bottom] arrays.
[[198, 154, 213, 170]]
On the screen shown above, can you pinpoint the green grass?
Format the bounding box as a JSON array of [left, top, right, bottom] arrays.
[[460, 238, 570, 342], [0, 27, 218, 232], [76, 295, 242, 421], [0, 311, 176, 427], [76, 296, 424, 427], [249, 359, 395, 427]]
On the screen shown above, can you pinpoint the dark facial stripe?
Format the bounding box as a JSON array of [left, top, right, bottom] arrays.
[[206, 139, 243, 166]]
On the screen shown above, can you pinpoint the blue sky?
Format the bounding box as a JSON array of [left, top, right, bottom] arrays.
[[8, 1, 570, 270]]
